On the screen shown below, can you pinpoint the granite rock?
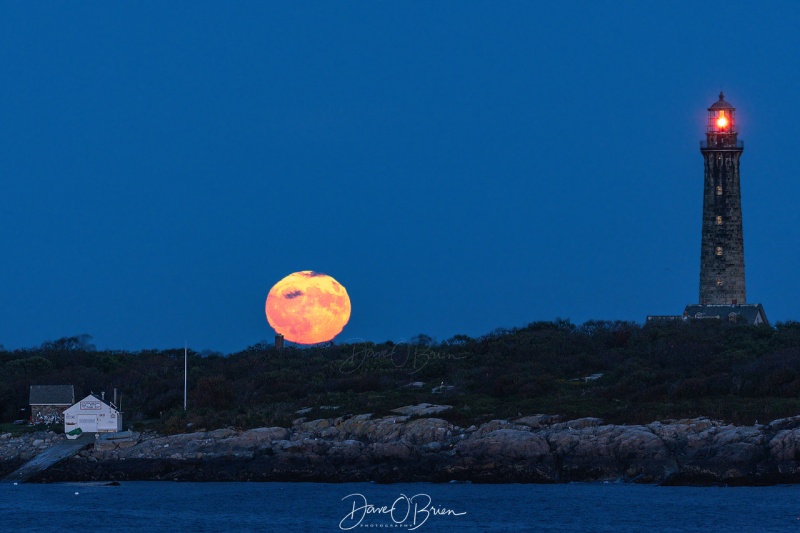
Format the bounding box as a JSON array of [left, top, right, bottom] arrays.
[[6, 406, 800, 485]]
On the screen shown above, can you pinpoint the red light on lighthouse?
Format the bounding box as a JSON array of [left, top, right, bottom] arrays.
[[707, 92, 735, 134]]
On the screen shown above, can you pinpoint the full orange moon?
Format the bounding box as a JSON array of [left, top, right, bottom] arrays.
[[265, 271, 351, 344]]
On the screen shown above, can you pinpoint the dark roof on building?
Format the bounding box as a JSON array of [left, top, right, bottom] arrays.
[[29, 385, 75, 406], [709, 92, 735, 110], [683, 304, 768, 326]]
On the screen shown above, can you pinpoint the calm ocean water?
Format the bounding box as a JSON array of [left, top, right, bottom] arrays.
[[1, 481, 799, 532]]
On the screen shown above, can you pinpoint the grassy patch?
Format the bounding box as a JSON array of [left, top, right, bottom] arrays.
[[0, 422, 61, 436]]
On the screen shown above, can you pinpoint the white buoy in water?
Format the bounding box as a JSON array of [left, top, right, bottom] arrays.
[[74, 492, 79, 495]]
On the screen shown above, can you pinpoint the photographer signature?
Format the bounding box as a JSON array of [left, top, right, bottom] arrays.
[[339, 492, 466, 530], [340, 339, 466, 374]]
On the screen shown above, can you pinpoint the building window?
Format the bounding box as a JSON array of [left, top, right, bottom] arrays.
[[716, 278, 723, 286], [716, 215, 723, 225], [716, 185, 723, 195], [716, 246, 723, 256]]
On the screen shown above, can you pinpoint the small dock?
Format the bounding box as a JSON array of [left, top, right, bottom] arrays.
[[2, 433, 95, 483]]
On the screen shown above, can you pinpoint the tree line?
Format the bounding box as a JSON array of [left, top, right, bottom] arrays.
[[2, 319, 800, 432]]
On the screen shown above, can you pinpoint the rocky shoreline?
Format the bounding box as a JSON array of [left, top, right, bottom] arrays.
[[5, 404, 800, 485]]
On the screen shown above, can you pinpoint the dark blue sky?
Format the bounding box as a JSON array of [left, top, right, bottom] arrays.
[[2, 3, 799, 353]]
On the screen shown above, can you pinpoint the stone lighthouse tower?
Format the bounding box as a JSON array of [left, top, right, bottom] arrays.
[[647, 93, 767, 325], [699, 92, 746, 305]]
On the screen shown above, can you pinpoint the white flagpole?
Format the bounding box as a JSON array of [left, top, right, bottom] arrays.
[[184, 341, 188, 411]]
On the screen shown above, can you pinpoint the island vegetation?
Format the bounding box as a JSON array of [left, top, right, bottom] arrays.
[[2, 320, 800, 435]]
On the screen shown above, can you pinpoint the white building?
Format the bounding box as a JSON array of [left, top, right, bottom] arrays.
[[64, 394, 123, 438]]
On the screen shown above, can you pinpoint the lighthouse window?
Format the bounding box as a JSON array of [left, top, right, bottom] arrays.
[[716, 246, 723, 256], [716, 216, 723, 225], [716, 278, 723, 286], [716, 185, 723, 195]]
